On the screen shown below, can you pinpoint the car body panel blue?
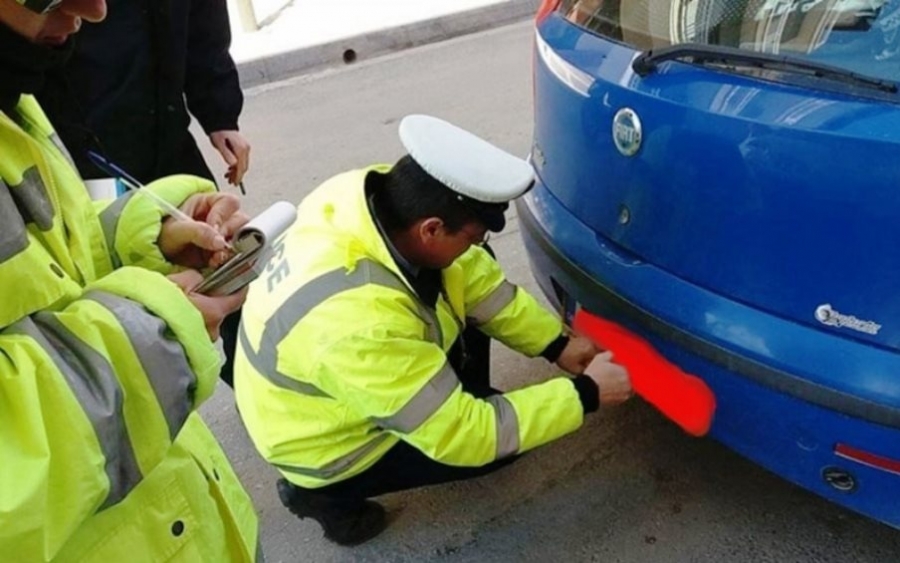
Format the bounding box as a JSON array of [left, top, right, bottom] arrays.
[[523, 12, 900, 529], [517, 182, 900, 528], [534, 15, 900, 351]]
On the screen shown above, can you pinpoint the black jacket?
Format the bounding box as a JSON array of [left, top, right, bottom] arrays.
[[37, 0, 243, 183]]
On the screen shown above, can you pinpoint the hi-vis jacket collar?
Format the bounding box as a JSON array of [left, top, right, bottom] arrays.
[[398, 114, 535, 205]]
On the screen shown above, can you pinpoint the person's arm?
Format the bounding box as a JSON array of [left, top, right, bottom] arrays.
[[95, 175, 233, 274], [183, 0, 242, 134], [457, 245, 567, 359], [457, 245, 608, 377], [183, 0, 249, 184], [0, 267, 221, 559], [314, 329, 585, 466]]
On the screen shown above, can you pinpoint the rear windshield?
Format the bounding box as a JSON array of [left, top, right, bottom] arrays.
[[558, 1, 900, 83]]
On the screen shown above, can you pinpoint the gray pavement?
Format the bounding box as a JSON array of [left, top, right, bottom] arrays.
[[197, 21, 900, 563], [228, 0, 541, 87]]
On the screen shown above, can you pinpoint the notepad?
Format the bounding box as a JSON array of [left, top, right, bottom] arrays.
[[193, 201, 297, 296]]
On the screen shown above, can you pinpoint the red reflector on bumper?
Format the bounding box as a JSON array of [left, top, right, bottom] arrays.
[[835, 443, 900, 477], [572, 309, 716, 437]]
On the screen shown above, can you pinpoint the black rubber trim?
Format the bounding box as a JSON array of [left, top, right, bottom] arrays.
[[518, 200, 900, 430]]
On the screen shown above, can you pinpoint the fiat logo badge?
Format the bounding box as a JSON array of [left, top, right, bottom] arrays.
[[613, 108, 642, 157]]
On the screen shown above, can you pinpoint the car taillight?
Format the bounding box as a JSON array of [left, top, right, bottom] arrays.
[[536, 0, 560, 24], [835, 443, 900, 477]]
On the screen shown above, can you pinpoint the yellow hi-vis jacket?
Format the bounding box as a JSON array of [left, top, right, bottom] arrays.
[[235, 165, 585, 490], [0, 96, 259, 562]]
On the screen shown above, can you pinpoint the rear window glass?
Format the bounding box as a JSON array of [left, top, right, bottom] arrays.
[[558, 1, 900, 82]]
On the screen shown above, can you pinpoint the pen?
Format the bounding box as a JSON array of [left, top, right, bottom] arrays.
[[87, 150, 194, 222], [223, 138, 246, 196]]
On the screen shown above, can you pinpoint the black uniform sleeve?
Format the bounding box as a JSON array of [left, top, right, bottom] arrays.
[[540, 334, 599, 412], [571, 375, 600, 414], [539, 333, 570, 363], [184, 0, 243, 134]]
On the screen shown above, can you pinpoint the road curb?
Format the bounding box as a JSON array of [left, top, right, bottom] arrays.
[[237, 0, 540, 88]]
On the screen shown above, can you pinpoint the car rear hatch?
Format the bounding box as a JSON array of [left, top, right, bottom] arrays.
[[533, 0, 900, 351]]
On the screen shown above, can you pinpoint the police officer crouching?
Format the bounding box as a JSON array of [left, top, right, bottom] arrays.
[[234, 115, 634, 546]]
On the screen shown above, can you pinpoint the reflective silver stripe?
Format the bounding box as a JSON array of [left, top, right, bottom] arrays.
[[49, 133, 77, 169], [466, 281, 517, 326], [98, 191, 136, 269], [270, 259, 441, 347], [274, 433, 391, 480], [238, 325, 331, 397], [7, 315, 142, 509], [242, 259, 442, 396], [86, 291, 196, 440], [370, 361, 460, 434], [0, 179, 28, 261], [486, 395, 520, 459], [11, 167, 54, 231]]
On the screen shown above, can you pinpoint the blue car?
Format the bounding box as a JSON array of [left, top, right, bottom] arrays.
[[521, 0, 900, 528]]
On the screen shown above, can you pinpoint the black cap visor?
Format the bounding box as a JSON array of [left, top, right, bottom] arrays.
[[459, 198, 509, 232]]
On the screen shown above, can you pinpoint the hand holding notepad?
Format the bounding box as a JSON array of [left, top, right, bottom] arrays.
[[193, 201, 297, 296]]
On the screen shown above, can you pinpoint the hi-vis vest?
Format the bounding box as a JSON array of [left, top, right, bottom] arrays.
[[235, 166, 585, 489], [0, 96, 259, 561]]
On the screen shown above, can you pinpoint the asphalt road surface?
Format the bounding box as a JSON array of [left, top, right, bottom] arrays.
[[197, 21, 900, 563]]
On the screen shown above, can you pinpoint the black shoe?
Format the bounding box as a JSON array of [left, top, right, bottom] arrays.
[[277, 478, 387, 546]]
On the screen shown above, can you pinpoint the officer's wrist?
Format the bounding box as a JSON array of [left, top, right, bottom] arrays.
[[540, 333, 570, 363], [571, 375, 600, 414]]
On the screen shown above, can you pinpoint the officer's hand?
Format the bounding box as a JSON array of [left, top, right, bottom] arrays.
[[180, 190, 250, 246], [210, 130, 251, 186], [159, 192, 249, 269], [168, 270, 247, 341], [556, 334, 603, 374], [583, 351, 633, 406]]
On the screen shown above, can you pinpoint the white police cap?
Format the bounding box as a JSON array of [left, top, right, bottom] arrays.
[[398, 114, 535, 205]]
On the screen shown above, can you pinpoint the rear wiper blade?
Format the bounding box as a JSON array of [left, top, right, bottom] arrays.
[[632, 43, 898, 94]]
